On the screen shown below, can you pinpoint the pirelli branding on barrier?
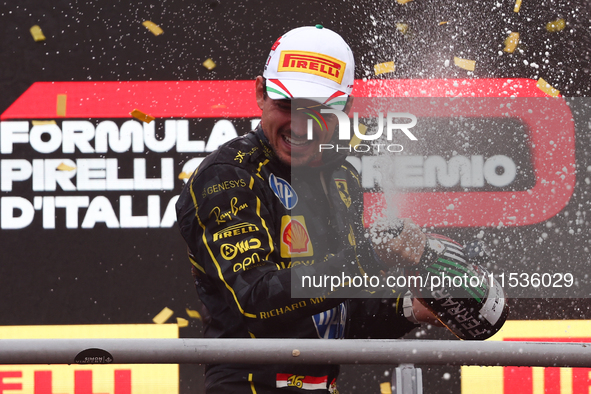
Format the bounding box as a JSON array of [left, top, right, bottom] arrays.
[[461, 320, 591, 394], [0, 324, 178, 394]]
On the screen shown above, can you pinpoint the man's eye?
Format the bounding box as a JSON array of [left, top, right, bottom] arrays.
[[275, 100, 293, 110]]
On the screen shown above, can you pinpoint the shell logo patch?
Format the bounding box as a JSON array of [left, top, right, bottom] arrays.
[[280, 215, 313, 258]]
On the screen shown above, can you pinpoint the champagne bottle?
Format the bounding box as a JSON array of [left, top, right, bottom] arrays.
[[406, 234, 509, 340]]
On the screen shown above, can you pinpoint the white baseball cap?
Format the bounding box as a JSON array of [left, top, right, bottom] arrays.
[[263, 25, 355, 110]]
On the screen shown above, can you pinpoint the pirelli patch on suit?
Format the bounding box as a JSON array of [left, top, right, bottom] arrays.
[[212, 222, 259, 242]]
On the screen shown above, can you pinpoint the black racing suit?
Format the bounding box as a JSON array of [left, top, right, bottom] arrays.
[[176, 126, 417, 393]]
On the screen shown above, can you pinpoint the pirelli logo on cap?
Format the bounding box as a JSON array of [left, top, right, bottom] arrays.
[[278, 51, 346, 84]]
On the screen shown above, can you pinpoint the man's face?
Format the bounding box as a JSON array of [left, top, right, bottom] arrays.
[[255, 76, 341, 167]]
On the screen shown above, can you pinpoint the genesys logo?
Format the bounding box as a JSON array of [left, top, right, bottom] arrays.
[[0, 79, 574, 228]]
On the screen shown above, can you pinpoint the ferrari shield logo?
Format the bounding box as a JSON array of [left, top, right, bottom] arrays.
[[335, 179, 351, 208]]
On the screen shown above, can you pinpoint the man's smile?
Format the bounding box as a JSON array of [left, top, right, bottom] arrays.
[[282, 135, 312, 147]]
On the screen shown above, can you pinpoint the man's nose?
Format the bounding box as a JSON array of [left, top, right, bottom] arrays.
[[290, 113, 309, 137]]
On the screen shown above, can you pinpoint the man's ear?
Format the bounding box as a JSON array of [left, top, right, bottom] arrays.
[[343, 95, 354, 115], [255, 76, 266, 111]]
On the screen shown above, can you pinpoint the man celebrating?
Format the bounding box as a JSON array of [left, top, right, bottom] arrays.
[[176, 25, 434, 394]]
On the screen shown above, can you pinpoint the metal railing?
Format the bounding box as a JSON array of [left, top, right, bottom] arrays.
[[0, 338, 589, 367]]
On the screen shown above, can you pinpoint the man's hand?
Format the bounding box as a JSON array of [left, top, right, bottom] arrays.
[[412, 298, 444, 326], [372, 218, 426, 267]]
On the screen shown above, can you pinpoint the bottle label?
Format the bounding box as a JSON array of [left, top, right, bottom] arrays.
[[479, 278, 505, 325]]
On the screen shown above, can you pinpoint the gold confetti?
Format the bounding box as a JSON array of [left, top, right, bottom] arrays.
[[57, 163, 76, 171], [178, 172, 192, 180], [176, 318, 189, 328], [142, 21, 163, 36], [31, 120, 56, 126], [454, 57, 476, 71], [546, 18, 566, 32], [514, 0, 522, 12], [349, 123, 368, 147], [537, 78, 560, 97], [30, 25, 46, 42], [203, 58, 216, 70], [439, 21, 448, 25], [504, 32, 520, 53], [396, 0, 413, 4], [395, 23, 409, 34], [130, 109, 155, 123], [210, 104, 227, 109], [56, 94, 67, 117], [186, 308, 202, 319], [374, 61, 395, 76], [380, 382, 393, 394], [152, 307, 174, 324]]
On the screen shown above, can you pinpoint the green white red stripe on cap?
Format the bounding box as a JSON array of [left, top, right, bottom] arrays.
[[266, 79, 293, 99], [266, 78, 348, 110], [323, 90, 347, 108]]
